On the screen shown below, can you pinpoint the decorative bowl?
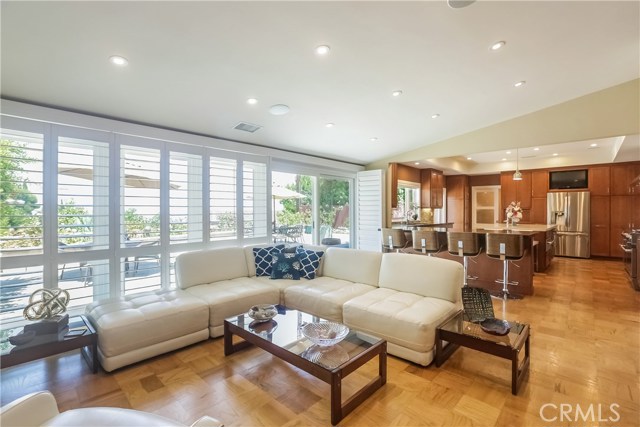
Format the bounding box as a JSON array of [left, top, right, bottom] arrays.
[[480, 318, 511, 336], [248, 304, 278, 322], [301, 322, 349, 346]]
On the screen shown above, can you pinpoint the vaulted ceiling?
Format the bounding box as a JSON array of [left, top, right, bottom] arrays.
[[1, 1, 639, 165]]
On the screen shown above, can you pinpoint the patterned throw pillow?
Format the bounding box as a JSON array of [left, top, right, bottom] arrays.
[[295, 247, 325, 280], [270, 252, 302, 280], [253, 245, 285, 277]]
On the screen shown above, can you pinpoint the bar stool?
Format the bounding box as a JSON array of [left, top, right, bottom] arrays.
[[485, 233, 524, 299], [411, 229, 443, 256], [447, 232, 482, 287], [381, 228, 409, 253]]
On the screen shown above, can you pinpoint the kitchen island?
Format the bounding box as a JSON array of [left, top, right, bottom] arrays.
[[419, 224, 556, 297]]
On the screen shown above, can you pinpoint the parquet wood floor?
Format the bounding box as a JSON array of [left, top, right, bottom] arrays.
[[1, 257, 639, 426]]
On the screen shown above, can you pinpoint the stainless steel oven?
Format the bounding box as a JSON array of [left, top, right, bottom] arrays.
[[621, 232, 639, 291]]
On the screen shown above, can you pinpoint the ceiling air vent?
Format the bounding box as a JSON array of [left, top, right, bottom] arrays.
[[233, 122, 262, 133]]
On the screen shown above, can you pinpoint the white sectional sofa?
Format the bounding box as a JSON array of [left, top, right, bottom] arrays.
[[86, 244, 463, 371]]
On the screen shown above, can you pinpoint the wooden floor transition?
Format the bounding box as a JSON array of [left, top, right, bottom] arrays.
[[1, 257, 639, 426]]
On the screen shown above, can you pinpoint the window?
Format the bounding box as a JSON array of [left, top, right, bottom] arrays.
[[57, 137, 110, 251], [120, 146, 161, 244], [1, 111, 344, 322], [243, 161, 268, 239], [210, 157, 237, 241], [170, 151, 203, 244], [393, 180, 420, 221], [0, 131, 44, 255]]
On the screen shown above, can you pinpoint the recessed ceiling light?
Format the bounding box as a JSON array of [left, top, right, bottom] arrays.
[[431, 114, 440, 119], [506, 151, 512, 154], [533, 147, 540, 151], [370, 137, 378, 142], [247, 98, 258, 105], [269, 104, 290, 115], [315, 45, 331, 55], [325, 123, 335, 128], [553, 153, 559, 156], [501, 158, 507, 161], [514, 81, 526, 88], [590, 143, 598, 147], [392, 90, 403, 97], [467, 157, 472, 160], [490, 41, 506, 51], [414, 162, 420, 165], [109, 55, 128, 66]]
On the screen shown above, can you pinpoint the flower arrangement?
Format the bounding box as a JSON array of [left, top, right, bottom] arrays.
[[505, 201, 523, 224]]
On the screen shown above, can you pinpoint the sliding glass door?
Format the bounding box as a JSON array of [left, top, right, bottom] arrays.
[[272, 172, 351, 247]]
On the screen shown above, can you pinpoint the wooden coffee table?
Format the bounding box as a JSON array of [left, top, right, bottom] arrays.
[[0, 315, 98, 373], [435, 310, 530, 395], [224, 306, 387, 425]]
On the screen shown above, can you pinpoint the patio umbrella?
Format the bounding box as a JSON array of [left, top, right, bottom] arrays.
[[58, 167, 180, 189], [272, 186, 305, 229]]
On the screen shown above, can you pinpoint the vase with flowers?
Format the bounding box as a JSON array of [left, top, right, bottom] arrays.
[[505, 201, 523, 227]]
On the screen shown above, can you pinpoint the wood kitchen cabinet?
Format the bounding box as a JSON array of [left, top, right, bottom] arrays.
[[389, 163, 398, 208], [611, 163, 640, 195], [421, 168, 444, 209], [446, 175, 470, 230], [500, 171, 532, 220], [530, 197, 547, 224], [590, 195, 610, 256], [589, 166, 610, 196], [531, 170, 548, 198], [610, 195, 631, 258]]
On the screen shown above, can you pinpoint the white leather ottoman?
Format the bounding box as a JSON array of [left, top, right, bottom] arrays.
[[85, 289, 209, 372]]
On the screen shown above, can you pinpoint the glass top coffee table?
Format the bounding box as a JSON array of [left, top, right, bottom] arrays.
[[435, 310, 530, 395], [224, 306, 387, 425]]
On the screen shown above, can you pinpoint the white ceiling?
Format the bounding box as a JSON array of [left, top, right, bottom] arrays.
[[403, 134, 640, 175], [1, 1, 639, 165]]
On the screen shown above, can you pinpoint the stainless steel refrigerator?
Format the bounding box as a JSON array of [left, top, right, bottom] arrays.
[[547, 191, 590, 258]]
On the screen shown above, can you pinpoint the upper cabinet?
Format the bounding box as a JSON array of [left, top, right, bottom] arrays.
[[611, 163, 640, 195], [588, 166, 610, 196], [500, 171, 532, 210], [531, 170, 548, 198], [420, 168, 444, 208]]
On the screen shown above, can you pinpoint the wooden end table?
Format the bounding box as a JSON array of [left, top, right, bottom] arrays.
[[1, 315, 98, 373], [435, 310, 530, 395]]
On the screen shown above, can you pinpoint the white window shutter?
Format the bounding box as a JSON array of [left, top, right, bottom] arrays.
[[356, 169, 384, 251]]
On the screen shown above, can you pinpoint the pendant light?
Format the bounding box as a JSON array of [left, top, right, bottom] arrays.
[[513, 148, 523, 181]]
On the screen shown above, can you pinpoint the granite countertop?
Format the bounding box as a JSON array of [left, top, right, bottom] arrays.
[[478, 224, 556, 232]]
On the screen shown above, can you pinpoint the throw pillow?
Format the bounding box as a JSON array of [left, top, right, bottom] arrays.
[[270, 252, 302, 280], [253, 245, 285, 277], [283, 245, 302, 254], [295, 247, 325, 280]]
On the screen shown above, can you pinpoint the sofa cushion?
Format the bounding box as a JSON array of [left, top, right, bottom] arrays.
[[295, 247, 324, 279], [342, 288, 459, 353], [378, 253, 462, 303], [284, 277, 376, 322], [176, 247, 249, 289], [253, 245, 285, 277], [322, 247, 382, 286], [270, 252, 302, 280], [184, 277, 280, 335], [85, 289, 209, 357]]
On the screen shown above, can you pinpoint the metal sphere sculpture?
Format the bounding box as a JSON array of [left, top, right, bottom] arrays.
[[23, 289, 70, 321]]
